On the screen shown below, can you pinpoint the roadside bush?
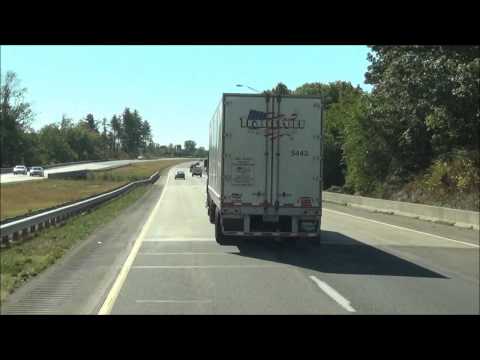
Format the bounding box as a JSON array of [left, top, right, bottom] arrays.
[[391, 150, 480, 210]]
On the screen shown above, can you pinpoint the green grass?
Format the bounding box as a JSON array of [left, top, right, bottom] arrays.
[[0, 185, 149, 304], [88, 159, 185, 182], [1, 179, 127, 221], [1, 159, 185, 221]]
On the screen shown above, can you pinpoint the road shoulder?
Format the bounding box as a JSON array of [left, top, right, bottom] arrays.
[[0, 172, 169, 314]]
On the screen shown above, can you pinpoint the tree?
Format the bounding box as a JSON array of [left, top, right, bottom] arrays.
[[101, 117, 109, 158], [293, 81, 366, 189], [364, 45, 480, 177], [38, 124, 77, 163], [295, 81, 363, 109], [272, 82, 291, 95], [84, 113, 99, 133], [140, 120, 152, 153], [0, 71, 35, 166], [110, 115, 121, 153], [184, 140, 196, 155], [195, 146, 208, 157], [121, 108, 135, 155]]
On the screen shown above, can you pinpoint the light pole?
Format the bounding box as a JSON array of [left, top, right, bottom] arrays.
[[236, 84, 261, 93]]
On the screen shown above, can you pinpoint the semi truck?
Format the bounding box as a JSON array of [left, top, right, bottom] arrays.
[[206, 93, 324, 245]]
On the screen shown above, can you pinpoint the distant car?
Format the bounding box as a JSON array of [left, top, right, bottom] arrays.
[[192, 166, 202, 177], [29, 166, 45, 177], [175, 170, 186, 180], [190, 162, 200, 173], [13, 165, 28, 175], [137, 156, 144, 160]]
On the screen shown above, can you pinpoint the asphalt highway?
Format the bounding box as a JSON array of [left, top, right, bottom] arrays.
[[103, 163, 479, 314], [2, 162, 477, 314]]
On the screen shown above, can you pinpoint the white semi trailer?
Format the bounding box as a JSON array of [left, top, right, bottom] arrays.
[[206, 93, 324, 245]]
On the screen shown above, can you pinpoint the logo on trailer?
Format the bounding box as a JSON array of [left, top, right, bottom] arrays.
[[240, 110, 305, 140], [240, 110, 305, 130]]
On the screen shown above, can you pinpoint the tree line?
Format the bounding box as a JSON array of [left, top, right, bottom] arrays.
[[1, 71, 206, 167], [2, 46, 477, 208], [268, 46, 479, 209]]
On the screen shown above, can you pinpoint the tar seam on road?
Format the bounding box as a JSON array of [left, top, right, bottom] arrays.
[[324, 208, 479, 249], [97, 169, 172, 315], [309, 275, 356, 313]]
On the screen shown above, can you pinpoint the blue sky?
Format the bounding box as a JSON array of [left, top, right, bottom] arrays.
[[1, 45, 372, 148]]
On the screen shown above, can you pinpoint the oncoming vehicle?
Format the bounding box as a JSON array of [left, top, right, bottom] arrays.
[[192, 166, 202, 177], [29, 166, 45, 177], [175, 170, 186, 180], [13, 165, 28, 175]]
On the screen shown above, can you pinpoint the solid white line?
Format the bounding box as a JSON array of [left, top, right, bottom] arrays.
[[324, 208, 479, 249], [143, 238, 215, 242], [309, 275, 356, 313], [132, 265, 281, 269], [98, 169, 172, 315]]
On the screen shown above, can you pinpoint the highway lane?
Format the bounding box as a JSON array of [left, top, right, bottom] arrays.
[[0, 158, 194, 184], [103, 163, 479, 314]]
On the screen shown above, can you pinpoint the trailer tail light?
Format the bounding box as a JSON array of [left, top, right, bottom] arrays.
[[300, 197, 313, 207]]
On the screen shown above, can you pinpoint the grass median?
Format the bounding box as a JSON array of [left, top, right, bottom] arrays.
[[0, 159, 186, 304], [0, 184, 151, 304], [1, 159, 185, 221]]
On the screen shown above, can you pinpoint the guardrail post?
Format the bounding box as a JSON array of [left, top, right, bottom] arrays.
[[1, 234, 10, 247]]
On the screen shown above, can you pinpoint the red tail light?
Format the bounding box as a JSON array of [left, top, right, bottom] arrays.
[[300, 197, 312, 207]]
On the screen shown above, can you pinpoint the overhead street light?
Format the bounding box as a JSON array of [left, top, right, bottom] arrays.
[[236, 84, 261, 93]]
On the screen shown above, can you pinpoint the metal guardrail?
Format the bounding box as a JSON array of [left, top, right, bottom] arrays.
[[0, 171, 160, 247]]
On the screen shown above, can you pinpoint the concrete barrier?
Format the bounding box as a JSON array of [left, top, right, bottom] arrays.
[[323, 192, 479, 231]]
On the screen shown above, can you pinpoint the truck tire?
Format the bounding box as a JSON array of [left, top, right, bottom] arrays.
[[208, 204, 215, 224], [215, 210, 236, 246], [215, 210, 226, 245]]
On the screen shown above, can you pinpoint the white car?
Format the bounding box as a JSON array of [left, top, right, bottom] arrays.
[[30, 166, 45, 177], [13, 165, 28, 175]]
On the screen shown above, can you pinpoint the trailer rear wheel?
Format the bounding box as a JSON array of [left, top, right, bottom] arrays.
[[208, 204, 215, 224], [215, 211, 236, 246], [215, 211, 226, 245]]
